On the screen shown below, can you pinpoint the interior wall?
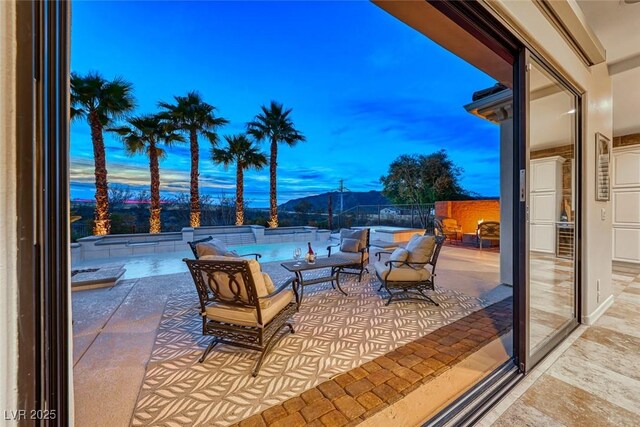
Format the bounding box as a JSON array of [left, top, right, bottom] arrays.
[[491, 0, 614, 323], [0, 0, 18, 413], [612, 67, 640, 136]]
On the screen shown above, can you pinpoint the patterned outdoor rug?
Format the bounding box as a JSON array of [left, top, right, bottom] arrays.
[[130, 265, 498, 426]]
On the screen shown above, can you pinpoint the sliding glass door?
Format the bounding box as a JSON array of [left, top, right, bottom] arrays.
[[522, 53, 581, 369]]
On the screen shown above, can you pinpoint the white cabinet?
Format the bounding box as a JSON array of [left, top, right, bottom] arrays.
[[612, 146, 640, 264], [532, 159, 562, 192], [531, 223, 556, 252], [530, 156, 564, 254], [532, 193, 559, 222]]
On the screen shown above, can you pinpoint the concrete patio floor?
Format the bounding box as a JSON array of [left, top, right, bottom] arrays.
[[72, 245, 509, 426]]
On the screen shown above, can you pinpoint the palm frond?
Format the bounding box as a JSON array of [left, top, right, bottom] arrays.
[[110, 113, 183, 160], [247, 101, 305, 147], [70, 71, 136, 126], [157, 91, 228, 144]]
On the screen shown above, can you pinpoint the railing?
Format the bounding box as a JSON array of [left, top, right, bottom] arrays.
[[71, 204, 436, 239], [334, 203, 435, 233]]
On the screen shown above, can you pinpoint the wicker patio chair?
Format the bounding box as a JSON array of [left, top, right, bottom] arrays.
[[327, 228, 370, 281], [187, 235, 261, 261], [477, 221, 500, 250], [434, 218, 462, 244], [374, 235, 445, 306], [184, 256, 299, 377]]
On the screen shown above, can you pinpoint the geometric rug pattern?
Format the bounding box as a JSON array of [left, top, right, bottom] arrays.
[[131, 265, 499, 426]]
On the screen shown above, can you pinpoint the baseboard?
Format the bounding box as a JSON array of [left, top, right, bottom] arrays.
[[581, 294, 614, 325], [612, 260, 640, 274]]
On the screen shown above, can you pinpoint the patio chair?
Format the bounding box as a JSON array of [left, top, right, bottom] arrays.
[[327, 228, 370, 281], [187, 235, 261, 261], [184, 256, 299, 377], [434, 218, 462, 244], [374, 234, 446, 306], [477, 221, 500, 250]]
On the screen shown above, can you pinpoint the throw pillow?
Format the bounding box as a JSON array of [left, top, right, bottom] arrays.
[[196, 238, 228, 257], [389, 247, 409, 263], [247, 259, 269, 298], [405, 235, 436, 264], [196, 255, 270, 306], [340, 237, 361, 253], [340, 228, 368, 250], [262, 273, 276, 294], [198, 255, 250, 302]]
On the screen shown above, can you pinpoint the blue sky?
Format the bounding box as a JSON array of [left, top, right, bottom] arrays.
[[70, 1, 499, 207]]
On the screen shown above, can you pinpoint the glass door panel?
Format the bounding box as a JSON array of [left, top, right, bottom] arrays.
[[527, 58, 579, 361]]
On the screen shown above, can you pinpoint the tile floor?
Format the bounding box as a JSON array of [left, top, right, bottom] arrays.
[[480, 264, 640, 427], [529, 253, 575, 353]]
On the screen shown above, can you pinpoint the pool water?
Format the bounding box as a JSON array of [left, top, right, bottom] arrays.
[[73, 240, 332, 280]]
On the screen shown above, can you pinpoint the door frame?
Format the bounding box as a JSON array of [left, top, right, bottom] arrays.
[[16, 0, 72, 422], [518, 49, 583, 372], [15, 0, 588, 423]]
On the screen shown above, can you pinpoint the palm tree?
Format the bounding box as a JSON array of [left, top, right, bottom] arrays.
[[109, 115, 184, 233], [158, 91, 228, 228], [70, 71, 135, 235], [212, 134, 267, 225], [247, 101, 305, 228]]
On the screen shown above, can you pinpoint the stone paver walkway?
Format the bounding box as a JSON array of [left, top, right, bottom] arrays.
[[235, 297, 513, 427]]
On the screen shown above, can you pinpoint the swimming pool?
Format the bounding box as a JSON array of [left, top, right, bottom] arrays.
[[72, 240, 332, 280]]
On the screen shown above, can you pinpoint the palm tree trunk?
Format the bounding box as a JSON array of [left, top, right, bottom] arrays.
[[148, 141, 162, 233], [89, 111, 110, 235], [268, 138, 278, 228], [189, 128, 200, 228], [236, 162, 244, 226]]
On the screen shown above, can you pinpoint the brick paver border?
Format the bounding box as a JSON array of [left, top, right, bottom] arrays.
[[234, 298, 513, 427]]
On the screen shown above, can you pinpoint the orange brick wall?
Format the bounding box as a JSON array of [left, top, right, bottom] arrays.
[[435, 200, 500, 235]]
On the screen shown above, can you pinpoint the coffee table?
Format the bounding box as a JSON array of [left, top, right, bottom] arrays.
[[280, 255, 354, 305]]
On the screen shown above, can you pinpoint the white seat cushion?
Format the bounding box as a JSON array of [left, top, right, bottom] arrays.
[[199, 255, 269, 302], [263, 273, 276, 294], [334, 250, 368, 264], [205, 289, 294, 327], [340, 237, 361, 253], [196, 239, 239, 258], [389, 248, 409, 262], [405, 235, 436, 264], [374, 261, 431, 282], [340, 228, 368, 250]]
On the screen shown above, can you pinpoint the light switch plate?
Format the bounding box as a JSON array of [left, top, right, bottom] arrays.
[[601, 208, 606, 221]]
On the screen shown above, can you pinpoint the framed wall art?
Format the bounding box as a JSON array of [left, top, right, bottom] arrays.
[[595, 132, 611, 201]]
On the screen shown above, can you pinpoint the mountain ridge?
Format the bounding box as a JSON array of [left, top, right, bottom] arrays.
[[279, 190, 390, 212]]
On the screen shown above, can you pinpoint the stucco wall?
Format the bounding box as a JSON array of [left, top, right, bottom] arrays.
[[0, 0, 18, 414], [435, 200, 500, 235], [493, 0, 614, 323]]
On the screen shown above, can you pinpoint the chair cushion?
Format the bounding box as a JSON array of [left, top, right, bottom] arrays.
[[340, 228, 368, 249], [389, 248, 409, 263], [340, 237, 361, 253], [405, 235, 436, 264], [263, 273, 276, 294], [196, 239, 239, 258], [205, 289, 294, 327], [198, 255, 270, 303], [374, 261, 431, 282], [478, 222, 500, 238], [334, 250, 368, 264], [442, 218, 459, 229]]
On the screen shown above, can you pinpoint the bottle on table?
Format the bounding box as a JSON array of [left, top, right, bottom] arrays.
[[306, 242, 316, 264]]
